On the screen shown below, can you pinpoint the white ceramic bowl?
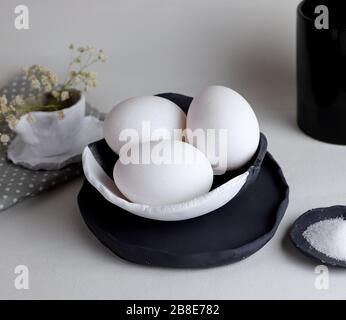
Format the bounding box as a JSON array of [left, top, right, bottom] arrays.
[[82, 134, 267, 221], [13, 92, 85, 157]]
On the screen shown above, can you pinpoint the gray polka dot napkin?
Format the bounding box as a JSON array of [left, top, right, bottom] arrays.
[[0, 73, 104, 212]]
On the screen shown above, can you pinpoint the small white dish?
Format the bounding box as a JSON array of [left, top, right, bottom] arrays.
[[13, 92, 86, 157], [8, 116, 104, 170], [82, 134, 267, 221]]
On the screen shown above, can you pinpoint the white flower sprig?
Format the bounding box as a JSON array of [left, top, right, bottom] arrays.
[[0, 94, 20, 145], [0, 44, 107, 146], [59, 44, 107, 99]]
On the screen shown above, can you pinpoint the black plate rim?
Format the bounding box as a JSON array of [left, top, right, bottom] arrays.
[[290, 206, 346, 268]]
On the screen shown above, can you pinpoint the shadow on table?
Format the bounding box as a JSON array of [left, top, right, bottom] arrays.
[[225, 39, 299, 134]]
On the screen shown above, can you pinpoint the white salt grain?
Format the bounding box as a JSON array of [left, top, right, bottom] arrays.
[[303, 218, 346, 261]]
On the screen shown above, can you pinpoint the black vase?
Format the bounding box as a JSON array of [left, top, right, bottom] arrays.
[[297, 0, 346, 144]]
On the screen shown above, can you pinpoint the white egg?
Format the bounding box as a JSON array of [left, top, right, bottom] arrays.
[[186, 85, 260, 172], [104, 96, 186, 154], [113, 140, 213, 206]]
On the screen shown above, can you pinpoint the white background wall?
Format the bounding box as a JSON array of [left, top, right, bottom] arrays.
[[0, 0, 300, 113]]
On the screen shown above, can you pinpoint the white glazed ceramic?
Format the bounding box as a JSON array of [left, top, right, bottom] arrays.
[[82, 146, 249, 221], [8, 116, 104, 170], [13, 93, 86, 157]]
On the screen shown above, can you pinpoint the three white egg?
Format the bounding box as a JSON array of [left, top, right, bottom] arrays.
[[104, 86, 260, 206]]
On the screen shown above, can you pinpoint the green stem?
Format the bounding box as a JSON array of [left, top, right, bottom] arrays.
[[60, 57, 99, 92]]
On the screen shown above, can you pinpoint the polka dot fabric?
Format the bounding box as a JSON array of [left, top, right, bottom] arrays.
[[0, 72, 104, 212]]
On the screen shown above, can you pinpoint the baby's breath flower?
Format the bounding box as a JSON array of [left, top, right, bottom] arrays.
[[85, 77, 97, 88], [21, 67, 29, 76], [69, 70, 78, 78], [98, 50, 107, 63], [0, 104, 8, 114], [30, 78, 41, 90], [60, 91, 70, 101], [78, 46, 85, 53], [7, 121, 16, 130], [73, 75, 81, 84], [82, 71, 97, 80], [6, 115, 18, 130], [43, 83, 52, 93], [48, 71, 58, 85], [35, 64, 47, 74], [69, 43, 75, 50], [74, 57, 82, 64], [0, 95, 8, 106], [41, 75, 49, 84], [0, 134, 10, 145], [14, 95, 25, 106], [85, 46, 95, 54], [52, 90, 60, 99]]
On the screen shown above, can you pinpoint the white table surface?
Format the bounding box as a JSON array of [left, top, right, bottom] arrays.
[[1, 0, 346, 300]]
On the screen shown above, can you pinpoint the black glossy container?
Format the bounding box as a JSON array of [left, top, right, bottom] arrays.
[[297, 0, 346, 144]]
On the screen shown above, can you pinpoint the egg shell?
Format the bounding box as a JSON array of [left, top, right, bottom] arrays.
[[186, 85, 260, 171], [104, 96, 186, 155], [113, 140, 213, 206]]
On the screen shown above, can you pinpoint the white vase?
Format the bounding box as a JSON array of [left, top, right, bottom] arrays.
[[13, 92, 86, 157]]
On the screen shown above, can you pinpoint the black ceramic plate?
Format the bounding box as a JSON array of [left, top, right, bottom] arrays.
[[290, 206, 346, 268], [78, 152, 289, 268]]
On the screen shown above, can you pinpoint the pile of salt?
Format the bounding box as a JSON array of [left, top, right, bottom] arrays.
[[303, 217, 346, 262]]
